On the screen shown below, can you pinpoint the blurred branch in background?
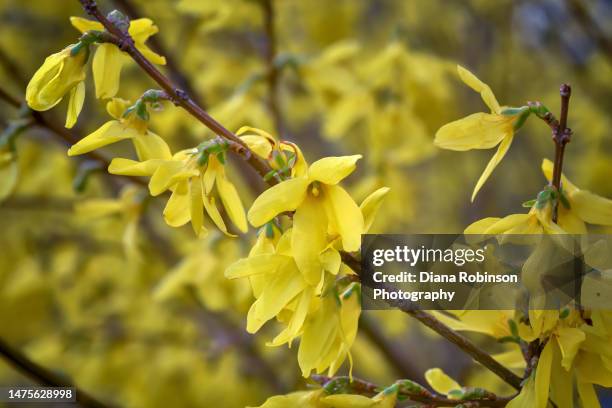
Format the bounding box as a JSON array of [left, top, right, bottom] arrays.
[[565, 0, 612, 61], [0, 338, 112, 408]]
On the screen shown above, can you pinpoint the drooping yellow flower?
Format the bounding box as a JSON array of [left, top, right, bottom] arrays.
[[248, 155, 364, 285], [70, 17, 166, 99], [68, 98, 171, 161], [25, 44, 88, 128], [435, 66, 524, 201], [297, 282, 361, 378], [109, 147, 247, 236]]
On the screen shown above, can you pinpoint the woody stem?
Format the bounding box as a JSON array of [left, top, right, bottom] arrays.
[[551, 84, 572, 223]]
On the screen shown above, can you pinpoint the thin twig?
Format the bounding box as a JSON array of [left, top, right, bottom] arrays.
[[551, 84, 572, 223], [0, 338, 113, 408], [78, 0, 274, 183], [311, 375, 513, 407], [110, 0, 206, 109]]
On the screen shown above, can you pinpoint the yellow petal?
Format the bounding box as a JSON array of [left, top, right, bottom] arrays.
[[325, 185, 363, 252], [65, 81, 85, 129], [435, 113, 512, 151], [534, 340, 553, 408], [297, 297, 338, 377], [308, 155, 362, 185], [577, 382, 602, 408], [132, 131, 172, 161], [321, 394, 374, 408], [108, 158, 164, 176], [292, 196, 327, 285], [190, 177, 205, 237], [457, 65, 501, 113], [35, 48, 87, 110], [506, 374, 537, 408], [92, 43, 124, 99], [464, 217, 500, 234], [225, 254, 292, 279], [359, 187, 390, 233], [70, 16, 103, 33], [541, 159, 578, 193], [163, 181, 190, 227], [26, 48, 70, 110], [471, 134, 513, 201], [248, 177, 309, 226], [149, 161, 195, 196], [216, 175, 248, 233], [424, 368, 461, 395], [240, 135, 273, 158], [201, 178, 232, 236], [269, 286, 314, 347], [68, 121, 139, 156], [246, 264, 304, 333], [556, 327, 585, 371], [571, 189, 612, 226], [106, 98, 132, 120]]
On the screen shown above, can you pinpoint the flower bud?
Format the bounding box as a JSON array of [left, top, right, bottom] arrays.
[[26, 45, 88, 112]]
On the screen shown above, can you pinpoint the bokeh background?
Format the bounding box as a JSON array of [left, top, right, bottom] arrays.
[[0, 0, 611, 406]]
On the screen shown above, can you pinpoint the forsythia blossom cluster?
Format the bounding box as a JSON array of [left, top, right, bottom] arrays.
[[434, 67, 612, 408]]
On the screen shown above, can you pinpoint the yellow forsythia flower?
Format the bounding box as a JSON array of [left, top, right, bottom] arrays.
[[25, 44, 87, 128], [109, 149, 247, 236], [68, 98, 171, 161], [435, 65, 522, 201], [248, 155, 364, 285], [70, 17, 166, 99]]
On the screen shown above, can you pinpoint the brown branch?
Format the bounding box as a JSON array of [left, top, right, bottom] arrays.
[[74, 0, 524, 392], [341, 253, 522, 390], [0, 338, 113, 408], [110, 0, 207, 109], [311, 375, 513, 407], [551, 84, 572, 223], [78, 0, 275, 184]]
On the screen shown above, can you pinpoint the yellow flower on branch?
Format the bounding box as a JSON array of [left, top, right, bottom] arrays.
[[109, 145, 247, 236], [248, 155, 364, 285], [435, 66, 527, 201], [70, 17, 166, 99], [25, 44, 88, 128], [68, 98, 171, 161]]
